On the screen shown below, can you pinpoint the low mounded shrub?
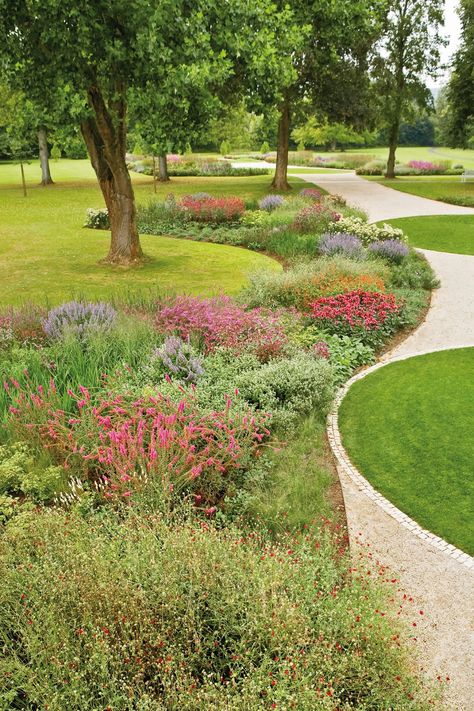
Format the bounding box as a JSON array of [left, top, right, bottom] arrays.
[[292, 202, 341, 233], [154, 336, 204, 383], [299, 187, 322, 200]]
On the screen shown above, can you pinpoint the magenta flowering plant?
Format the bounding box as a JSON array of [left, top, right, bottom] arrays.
[[7, 381, 271, 507], [155, 295, 288, 360]]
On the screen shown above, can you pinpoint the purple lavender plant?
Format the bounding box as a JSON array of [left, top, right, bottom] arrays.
[[368, 239, 409, 264], [43, 301, 118, 341], [258, 195, 285, 212], [155, 336, 204, 383], [319, 233, 364, 259]]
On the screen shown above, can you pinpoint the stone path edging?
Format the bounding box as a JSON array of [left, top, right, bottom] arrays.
[[327, 345, 474, 572]]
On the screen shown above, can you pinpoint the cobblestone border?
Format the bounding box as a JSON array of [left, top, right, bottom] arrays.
[[327, 345, 474, 572]]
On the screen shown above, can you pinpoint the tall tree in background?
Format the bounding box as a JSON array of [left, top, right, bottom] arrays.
[[446, 0, 474, 148], [1, 0, 294, 265], [374, 0, 445, 179], [266, 0, 383, 190]]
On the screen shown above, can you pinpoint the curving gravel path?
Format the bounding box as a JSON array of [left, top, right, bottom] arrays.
[[294, 172, 474, 709]]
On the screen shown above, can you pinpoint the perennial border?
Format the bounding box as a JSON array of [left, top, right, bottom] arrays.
[[327, 345, 474, 571]]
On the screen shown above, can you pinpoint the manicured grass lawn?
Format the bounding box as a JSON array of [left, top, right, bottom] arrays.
[[339, 348, 474, 554], [344, 146, 474, 168], [0, 161, 293, 305], [368, 175, 474, 207], [381, 215, 474, 255]]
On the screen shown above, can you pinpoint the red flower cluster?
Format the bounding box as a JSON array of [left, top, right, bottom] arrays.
[[310, 290, 401, 331], [179, 195, 245, 223]]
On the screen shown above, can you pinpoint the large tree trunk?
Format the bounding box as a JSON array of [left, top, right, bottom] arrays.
[[38, 126, 53, 185], [81, 86, 143, 265], [271, 97, 291, 191], [385, 120, 400, 179], [158, 153, 169, 182]]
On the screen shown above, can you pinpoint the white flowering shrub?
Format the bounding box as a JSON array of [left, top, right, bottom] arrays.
[[84, 208, 110, 230], [326, 216, 407, 245]]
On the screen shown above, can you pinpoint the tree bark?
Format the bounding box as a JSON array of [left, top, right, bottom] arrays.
[[385, 119, 400, 179], [38, 126, 54, 185], [81, 85, 143, 265], [271, 97, 291, 191], [158, 153, 169, 182]]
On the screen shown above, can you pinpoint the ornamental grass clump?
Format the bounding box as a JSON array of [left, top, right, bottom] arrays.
[[43, 301, 118, 341], [319, 232, 364, 260], [369, 239, 409, 264], [155, 295, 287, 360], [258, 194, 285, 212]]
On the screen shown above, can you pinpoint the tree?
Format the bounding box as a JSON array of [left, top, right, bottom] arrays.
[[263, 1, 384, 190], [373, 0, 445, 179], [292, 120, 366, 151], [446, 0, 474, 148], [1, 1, 290, 264]]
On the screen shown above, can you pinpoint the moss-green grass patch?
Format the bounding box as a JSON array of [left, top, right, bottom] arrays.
[[0, 163, 293, 305], [381, 215, 474, 255], [339, 348, 474, 554]]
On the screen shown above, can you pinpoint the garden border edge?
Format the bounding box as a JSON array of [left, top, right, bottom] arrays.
[[327, 344, 474, 572]]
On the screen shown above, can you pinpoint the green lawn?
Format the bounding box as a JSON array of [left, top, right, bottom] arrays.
[[368, 175, 474, 208], [382, 215, 474, 255], [340, 146, 474, 168], [0, 160, 290, 305], [339, 348, 474, 554]]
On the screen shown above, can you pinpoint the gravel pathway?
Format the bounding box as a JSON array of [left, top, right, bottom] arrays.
[[294, 172, 474, 709]]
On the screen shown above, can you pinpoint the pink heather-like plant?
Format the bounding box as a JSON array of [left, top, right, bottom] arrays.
[[166, 154, 181, 163], [7, 381, 271, 506], [310, 290, 401, 331], [155, 295, 287, 360]]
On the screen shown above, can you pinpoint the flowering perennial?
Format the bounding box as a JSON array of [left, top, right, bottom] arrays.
[[179, 195, 245, 223], [319, 232, 364, 259], [299, 187, 322, 201], [155, 295, 287, 359], [43, 301, 118, 341], [310, 290, 401, 331], [292, 202, 341, 233], [258, 194, 285, 212], [369, 239, 409, 264], [7, 382, 270, 505]]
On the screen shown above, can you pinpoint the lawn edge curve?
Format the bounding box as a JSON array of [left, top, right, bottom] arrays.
[[327, 345, 474, 572]]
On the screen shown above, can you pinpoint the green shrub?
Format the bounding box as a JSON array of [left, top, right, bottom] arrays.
[[260, 140, 270, 153], [50, 143, 61, 161], [388, 251, 439, 290], [0, 507, 433, 710], [0, 442, 66, 503], [291, 327, 375, 384], [220, 139, 231, 156]]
